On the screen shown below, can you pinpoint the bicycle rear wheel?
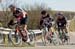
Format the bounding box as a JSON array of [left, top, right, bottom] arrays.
[[63, 33, 70, 45]]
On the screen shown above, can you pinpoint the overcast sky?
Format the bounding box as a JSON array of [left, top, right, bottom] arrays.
[[0, 0, 75, 11]]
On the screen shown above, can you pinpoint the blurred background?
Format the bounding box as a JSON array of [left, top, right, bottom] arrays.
[[0, 0, 75, 32]]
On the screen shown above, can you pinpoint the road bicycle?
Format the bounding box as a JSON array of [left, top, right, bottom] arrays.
[[8, 23, 35, 46], [58, 27, 70, 45]]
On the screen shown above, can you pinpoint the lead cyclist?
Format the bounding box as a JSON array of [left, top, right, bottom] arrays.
[[8, 5, 30, 43]]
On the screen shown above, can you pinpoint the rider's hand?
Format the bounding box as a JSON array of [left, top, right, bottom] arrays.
[[38, 25, 42, 30], [8, 19, 14, 28], [14, 20, 17, 24], [8, 19, 14, 25]]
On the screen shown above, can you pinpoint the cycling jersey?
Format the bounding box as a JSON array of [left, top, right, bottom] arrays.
[[40, 14, 53, 30], [13, 8, 28, 25], [56, 17, 67, 27], [13, 8, 23, 19]]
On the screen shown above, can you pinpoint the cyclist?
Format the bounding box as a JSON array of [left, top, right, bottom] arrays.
[[8, 5, 30, 42], [55, 12, 68, 41], [40, 10, 53, 31], [40, 10, 53, 41]]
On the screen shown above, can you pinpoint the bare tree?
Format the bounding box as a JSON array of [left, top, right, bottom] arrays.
[[0, 0, 18, 27], [21, 3, 52, 29]]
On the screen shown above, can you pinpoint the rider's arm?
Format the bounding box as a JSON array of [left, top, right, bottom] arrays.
[[14, 8, 23, 17], [55, 18, 59, 29], [48, 16, 54, 26], [8, 19, 14, 28], [15, 12, 23, 17], [49, 15, 54, 21], [64, 17, 67, 25], [40, 19, 43, 26], [39, 17, 44, 29], [16, 8, 28, 18]]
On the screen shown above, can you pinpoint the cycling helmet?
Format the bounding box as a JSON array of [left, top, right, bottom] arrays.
[[9, 4, 15, 8], [56, 12, 64, 16], [41, 10, 47, 15]]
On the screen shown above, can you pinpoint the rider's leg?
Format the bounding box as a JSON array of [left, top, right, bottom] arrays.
[[64, 27, 68, 33], [20, 17, 29, 38], [45, 27, 52, 42], [24, 25, 30, 43], [15, 26, 20, 42], [63, 27, 68, 40], [23, 25, 28, 36], [44, 27, 49, 41], [45, 27, 50, 38], [61, 27, 64, 32], [58, 27, 61, 35]]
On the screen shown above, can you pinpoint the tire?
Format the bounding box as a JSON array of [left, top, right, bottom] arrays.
[[64, 33, 70, 45], [28, 30, 35, 42], [8, 30, 22, 46], [0, 33, 3, 43], [42, 31, 46, 46], [52, 37, 59, 45], [41, 27, 48, 46], [47, 32, 59, 45], [67, 36, 70, 45]]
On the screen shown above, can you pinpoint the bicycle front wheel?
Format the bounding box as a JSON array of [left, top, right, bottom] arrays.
[[0, 33, 3, 43], [28, 30, 36, 43], [8, 31, 22, 46]]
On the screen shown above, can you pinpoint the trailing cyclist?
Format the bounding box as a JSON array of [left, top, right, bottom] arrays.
[[55, 12, 68, 42]]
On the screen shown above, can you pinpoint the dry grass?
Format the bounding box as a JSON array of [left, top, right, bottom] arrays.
[[69, 19, 75, 32]]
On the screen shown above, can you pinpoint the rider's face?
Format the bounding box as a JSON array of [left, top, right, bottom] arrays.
[[42, 13, 47, 17], [10, 7, 15, 12], [58, 15, 63, 19]]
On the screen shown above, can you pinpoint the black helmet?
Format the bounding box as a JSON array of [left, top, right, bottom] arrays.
[[56, 12, 64, 16], [9, 4, 15, 8], [41, 10, 47, 15]]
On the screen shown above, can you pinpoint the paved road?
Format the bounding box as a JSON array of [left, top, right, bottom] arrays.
[[0, 32, 75, 49], [35, 32, 75, 46], [0, 45, 75, 49]]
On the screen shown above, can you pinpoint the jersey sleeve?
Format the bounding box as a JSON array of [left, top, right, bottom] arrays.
[[64, 17, 67, 25], [16, 8, 22, 13], [40, 17, 43, 26]]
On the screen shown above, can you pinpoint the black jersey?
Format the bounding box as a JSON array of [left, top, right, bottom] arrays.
[[13, 8, 23, 18]]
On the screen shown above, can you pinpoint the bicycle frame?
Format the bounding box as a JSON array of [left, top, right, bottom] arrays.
[[58, 27, 70, 45], [41, 27, 48, 46], [8, 23, 35, 46]]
